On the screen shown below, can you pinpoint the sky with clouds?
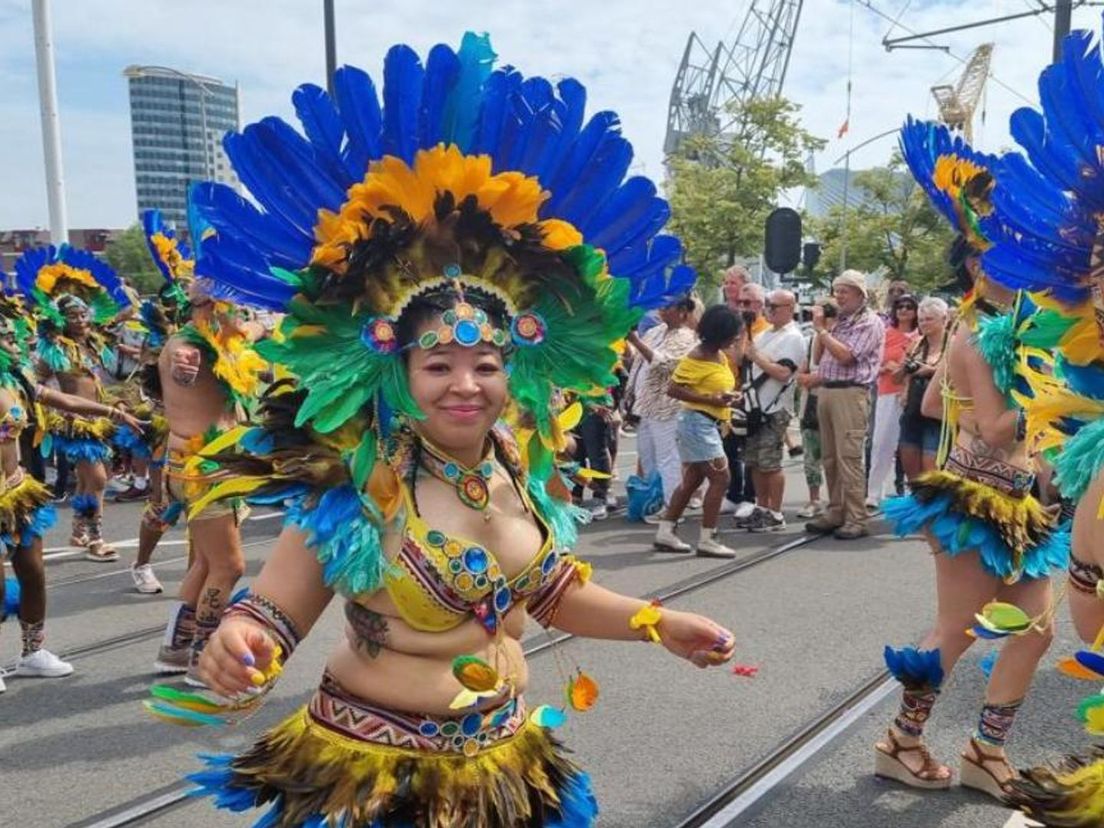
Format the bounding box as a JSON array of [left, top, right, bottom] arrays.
[[0, 0, 1097, 229]]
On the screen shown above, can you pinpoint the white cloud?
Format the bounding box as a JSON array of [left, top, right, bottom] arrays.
[[0, 0, 1098, 229]]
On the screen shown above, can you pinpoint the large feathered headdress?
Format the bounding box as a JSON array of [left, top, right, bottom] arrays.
[[189, 32, 695, 472], [13, 244, 132, 328]]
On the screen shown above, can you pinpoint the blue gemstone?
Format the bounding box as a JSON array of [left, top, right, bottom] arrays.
[[454, 319, 481, 346], [463, 547, 488, 574], [419, 721, 440, 737], [443, 462, 459, 480], [541, 551, 558, 575], [494, 587, 511, 612], [461, 712, 482, 736], [444, 263, 462, 279]]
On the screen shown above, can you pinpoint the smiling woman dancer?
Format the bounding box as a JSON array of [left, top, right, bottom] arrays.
[[875, 121, 1067, 801], [147, 34, 737, 827]]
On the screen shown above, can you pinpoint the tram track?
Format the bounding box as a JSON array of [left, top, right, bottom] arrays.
[[71, 526, 835, 827]]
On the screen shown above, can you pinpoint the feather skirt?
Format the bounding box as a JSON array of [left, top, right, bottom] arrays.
[[883, 470, 1066, 582], [45, 411, 115, 464], [188, 686, 597, 828], [1009, 750, 1104, 828], [0, 472, 56, 550]]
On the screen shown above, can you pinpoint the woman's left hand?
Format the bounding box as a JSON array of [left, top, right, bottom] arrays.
[[659, 610, 736, 668]]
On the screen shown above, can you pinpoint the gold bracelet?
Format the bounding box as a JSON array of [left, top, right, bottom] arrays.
[[629, 602, 663, 644]]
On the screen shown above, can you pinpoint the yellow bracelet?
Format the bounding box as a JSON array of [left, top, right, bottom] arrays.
[[629, 604, 663, 644]]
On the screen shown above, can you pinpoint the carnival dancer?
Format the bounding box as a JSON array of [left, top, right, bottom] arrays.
[[141, 34, 735, 827], [875, 121, 1067, 800], [118, 211, 194, 595], [151, 279, 265, 681], [880, 23, 1104, 824], [13, 245, 134, 562], [0, 311, 143, 692]]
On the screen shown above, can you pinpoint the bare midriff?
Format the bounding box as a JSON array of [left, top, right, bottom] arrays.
[[324, 469, 543, 717], [0, 388, 24, 479]]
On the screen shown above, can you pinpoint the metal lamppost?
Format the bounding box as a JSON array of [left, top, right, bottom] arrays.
[[31, 0, 68, 245], [833, 126, 900, 270]]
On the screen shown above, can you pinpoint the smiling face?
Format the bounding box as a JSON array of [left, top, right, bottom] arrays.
[[406, 318, 509, 462], [919, 308, 946, 339]]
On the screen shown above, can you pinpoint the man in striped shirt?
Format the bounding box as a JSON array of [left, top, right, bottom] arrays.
[[799, 270, 886, 539]]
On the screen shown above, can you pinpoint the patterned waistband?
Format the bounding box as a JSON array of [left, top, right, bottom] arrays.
[[309, 670, 526, 757], [944, 445, 1034, 499], [1069, 554, 1103, 596]]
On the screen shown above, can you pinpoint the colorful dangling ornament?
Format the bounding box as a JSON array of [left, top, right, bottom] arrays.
[[565, 669, 600, 712]]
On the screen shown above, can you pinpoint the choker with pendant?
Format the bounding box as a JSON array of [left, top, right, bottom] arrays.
[[417, 438, 496, 514]]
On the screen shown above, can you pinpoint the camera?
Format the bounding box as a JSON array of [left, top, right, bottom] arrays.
[[740, 310, 758, 328], [904, 359, 920, 375], [821, 300, 839, 319]]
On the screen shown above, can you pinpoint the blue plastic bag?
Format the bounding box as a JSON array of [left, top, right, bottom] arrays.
[[626, 472, 664, 522]]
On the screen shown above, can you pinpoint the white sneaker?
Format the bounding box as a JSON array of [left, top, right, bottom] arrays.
[[696, 535, 737, 558], [131, 564, 164, 594], [733, 501, 757, 519], [796, 501, 824, 519], [719, 498, 740, 515], [643, 511, 665, 525], [589, 502, 609, 521], [15, 648, 74, 678], [654, 520, 692, 553]]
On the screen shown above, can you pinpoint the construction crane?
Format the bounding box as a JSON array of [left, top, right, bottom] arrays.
[[665, 0, 804, 156], [929, 43, 993, 143]]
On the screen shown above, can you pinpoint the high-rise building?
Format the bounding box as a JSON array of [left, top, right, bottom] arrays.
[[123, 65, 242, 230]]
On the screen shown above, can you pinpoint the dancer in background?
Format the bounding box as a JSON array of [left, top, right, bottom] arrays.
[[877, 121, 1066, 801], [13, 245, 134, 562]]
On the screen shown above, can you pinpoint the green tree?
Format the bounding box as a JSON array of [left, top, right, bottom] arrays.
[[810, 156, 955, 294], [104, 222, 162, 295], [666, 97, 825, 295]]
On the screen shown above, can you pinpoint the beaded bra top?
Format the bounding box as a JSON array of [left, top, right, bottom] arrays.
[[378, 427, 560, 635]]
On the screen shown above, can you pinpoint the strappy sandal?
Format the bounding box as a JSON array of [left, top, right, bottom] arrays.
[[874, 729, 952, 790], [960, 737, 1017, 803], [84, 540, 119, 563]]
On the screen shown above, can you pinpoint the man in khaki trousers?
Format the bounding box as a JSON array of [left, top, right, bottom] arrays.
[[798, 271, 886, 539]]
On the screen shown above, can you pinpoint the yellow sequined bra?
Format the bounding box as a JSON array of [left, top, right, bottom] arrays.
[[381, 482, 559, 635]]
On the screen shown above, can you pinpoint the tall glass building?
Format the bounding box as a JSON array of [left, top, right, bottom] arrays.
[[124, 65, 241, 230]]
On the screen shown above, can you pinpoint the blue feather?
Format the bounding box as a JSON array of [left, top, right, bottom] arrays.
[[223, 130, 317, 240], [3, 575, 21, 618], [292, 83, 354, 190], [418, 44, 460, 151], [883, 645, 944, 691], [333, 65, 382, 177], [190, 183, 312, 269], [381, 44, 424, 163], [440, 31, 495, 151]]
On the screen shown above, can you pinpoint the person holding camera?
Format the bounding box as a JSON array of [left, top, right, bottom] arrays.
[[898, 297, 948, 481], [799, 270, 886, 540], [653, 305, 745, 557], [742, 290, 805, 532]]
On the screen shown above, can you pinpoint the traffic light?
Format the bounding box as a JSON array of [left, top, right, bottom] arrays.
[[802, 241, 821, 272], [764, 207, 802, 275]]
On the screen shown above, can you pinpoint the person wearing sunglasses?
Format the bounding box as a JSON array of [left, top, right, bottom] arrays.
[[866, 294, 920, 512]]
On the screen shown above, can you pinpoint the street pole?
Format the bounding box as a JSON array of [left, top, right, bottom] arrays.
[[1053, 0, 1073, 63], [324, 0, 337, 96], [31, 0, 69, 245], [839, 150, 851, 271]]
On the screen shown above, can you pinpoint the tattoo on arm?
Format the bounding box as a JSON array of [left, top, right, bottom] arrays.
[[344, 601, 389, 658]]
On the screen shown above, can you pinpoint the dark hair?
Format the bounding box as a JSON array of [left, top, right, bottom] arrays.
[[890, 294, 919, 329], [395, 286, 510, 353], [696, 304, 743, 349]]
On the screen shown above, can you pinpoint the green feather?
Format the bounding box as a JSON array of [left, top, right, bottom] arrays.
[[349, 429, 377, 492], [974, 312, 1017, 398]]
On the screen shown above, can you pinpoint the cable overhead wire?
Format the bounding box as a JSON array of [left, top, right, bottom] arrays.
[[854, 0, 1036, 106]]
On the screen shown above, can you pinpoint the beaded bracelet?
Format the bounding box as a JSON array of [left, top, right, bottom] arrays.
[[223, 593, 302, 659]]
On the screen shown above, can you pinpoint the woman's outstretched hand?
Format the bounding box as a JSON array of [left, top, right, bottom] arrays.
[[659, 611, 736, 668], [198, 618, 278, 697]]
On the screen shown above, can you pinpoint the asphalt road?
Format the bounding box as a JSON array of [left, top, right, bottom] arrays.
[[0, 445, 1086, 828]]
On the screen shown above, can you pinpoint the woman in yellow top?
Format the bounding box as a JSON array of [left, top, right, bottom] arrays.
[[653, 305, 744, 557]]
